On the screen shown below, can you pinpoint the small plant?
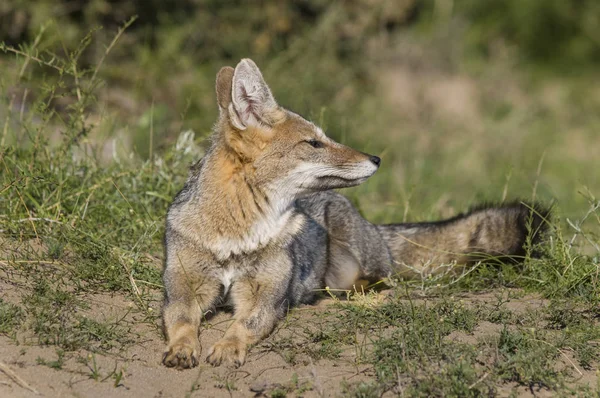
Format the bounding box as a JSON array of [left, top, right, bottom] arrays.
[[112, 368, 124, 388], [36, 349, 65, 370], [88, 354, 101, 381], [0, 299, 23, 336]]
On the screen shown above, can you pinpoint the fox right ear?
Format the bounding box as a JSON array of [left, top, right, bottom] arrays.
[[229, 59, 280, 130], [216, 66, 234, 111]]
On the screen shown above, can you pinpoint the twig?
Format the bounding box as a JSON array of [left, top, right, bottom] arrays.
[[1, 94, 15, 147], [18, 217, 64, 224], [0, 362, 40, 395], [531, 150, 546, 203], [89, 16, 138, 85], [532, 339, 583, 377], [1, 46, 64, 73], [14, 187, 38, 240], [468, 372, 489, 389], [557, 348, 583, 377]]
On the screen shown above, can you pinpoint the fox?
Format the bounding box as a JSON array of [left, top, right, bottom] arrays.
[[162, 58, 548, 369]]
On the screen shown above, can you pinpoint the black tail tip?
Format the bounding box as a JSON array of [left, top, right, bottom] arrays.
[[513, 201, 552, 256], [469, 200, 552, 258], [519, 201, 551, 234]]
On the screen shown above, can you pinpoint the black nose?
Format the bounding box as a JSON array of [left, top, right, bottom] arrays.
[[369, 155, 381, 166]]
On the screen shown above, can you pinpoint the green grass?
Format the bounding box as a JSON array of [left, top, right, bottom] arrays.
[[265, 293, 599, 396], [1, 4, 599, 396], [0, 298, 24, 336]]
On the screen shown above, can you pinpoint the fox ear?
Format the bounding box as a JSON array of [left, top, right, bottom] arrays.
[[216, 66, 234, 111], [229, 59, 279, 130]]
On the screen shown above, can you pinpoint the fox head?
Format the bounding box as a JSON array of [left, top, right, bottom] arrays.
[[213, 59, 380, 201]]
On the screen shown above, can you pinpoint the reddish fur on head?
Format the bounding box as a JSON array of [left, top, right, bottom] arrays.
[[209, 59, 380, 208]]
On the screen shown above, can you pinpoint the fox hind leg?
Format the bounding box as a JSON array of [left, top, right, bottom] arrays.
[[324, 240, 361, 290], [324, 240, 391, 292]]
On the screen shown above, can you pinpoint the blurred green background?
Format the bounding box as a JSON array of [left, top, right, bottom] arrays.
[[1, 0, 600, 223]]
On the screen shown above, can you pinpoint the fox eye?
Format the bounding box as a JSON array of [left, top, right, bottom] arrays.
[[306, 139, 324, 148]]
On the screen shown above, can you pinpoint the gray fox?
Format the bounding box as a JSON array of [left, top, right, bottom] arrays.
[[162, 59, 547, 369]]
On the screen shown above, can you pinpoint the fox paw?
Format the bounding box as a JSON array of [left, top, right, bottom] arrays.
[[163, 338, 201, 369], [206, 338, 247, 367]]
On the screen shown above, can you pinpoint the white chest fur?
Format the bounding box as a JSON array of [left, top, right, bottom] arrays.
[[219, 267, 238, 296], [206, 209, 304, 262]]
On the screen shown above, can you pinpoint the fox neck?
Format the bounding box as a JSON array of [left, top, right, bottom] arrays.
[[194, 143, 303, 261]]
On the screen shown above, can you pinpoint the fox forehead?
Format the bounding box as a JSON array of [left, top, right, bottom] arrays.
[[274, 111, 326, 140], [289, 112, 326, 139]]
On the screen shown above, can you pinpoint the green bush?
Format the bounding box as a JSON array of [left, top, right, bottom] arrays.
[[454, 0, 600, 69]]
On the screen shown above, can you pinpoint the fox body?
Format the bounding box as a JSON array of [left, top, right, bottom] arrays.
[[162, 59, 546, 369]]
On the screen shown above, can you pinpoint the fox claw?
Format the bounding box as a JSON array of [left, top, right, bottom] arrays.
[[163, 338, 201, 369], [206, 338, 246, 367]]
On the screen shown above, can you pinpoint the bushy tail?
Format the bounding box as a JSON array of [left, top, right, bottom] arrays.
[[376, 202, 550, 278]]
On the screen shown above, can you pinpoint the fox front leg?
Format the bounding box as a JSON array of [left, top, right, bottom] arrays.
[[206, 264, 291, 367], [162, 254, 220, 369]]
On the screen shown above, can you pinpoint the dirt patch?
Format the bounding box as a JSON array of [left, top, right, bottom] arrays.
[[446, 320, 504, 346], [0, 298, 371, 397]]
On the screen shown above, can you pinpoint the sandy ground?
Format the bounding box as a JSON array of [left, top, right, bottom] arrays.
[[0, 288, 597, 397], [0, 293, 373, 398], [0, 330, 370, 398]]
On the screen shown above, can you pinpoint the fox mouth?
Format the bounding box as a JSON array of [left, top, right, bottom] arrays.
[[315, 175, 371, 189], [289, 161, 379, 193]]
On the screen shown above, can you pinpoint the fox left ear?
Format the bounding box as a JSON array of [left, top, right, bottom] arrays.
[[216, 66, 234, 111], [229, 59, 280, 130]]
